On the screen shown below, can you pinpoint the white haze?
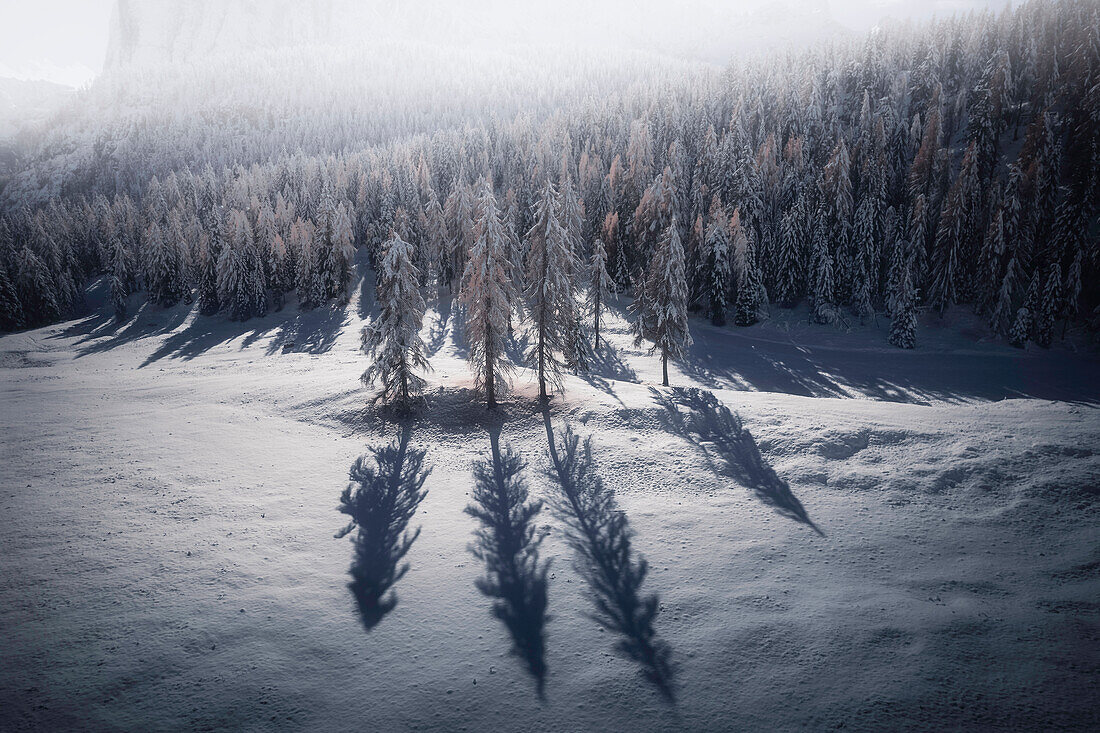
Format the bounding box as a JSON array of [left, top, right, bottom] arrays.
[[1, 0, 1018, 87]]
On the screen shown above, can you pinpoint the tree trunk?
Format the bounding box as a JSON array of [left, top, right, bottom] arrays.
[[486, 333, 496, 409], [593, 296, 600, 350], [662, 350, 669, 386], [538, 319, 547, 402]]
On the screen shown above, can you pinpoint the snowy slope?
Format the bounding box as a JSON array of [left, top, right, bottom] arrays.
[[2, 272, 1099, 731]]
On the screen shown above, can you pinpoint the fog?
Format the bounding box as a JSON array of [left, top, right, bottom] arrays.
[[1, 0, 1018, 86]]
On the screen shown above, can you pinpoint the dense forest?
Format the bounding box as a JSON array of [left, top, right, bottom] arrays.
[[0, 0, 1097, 369]]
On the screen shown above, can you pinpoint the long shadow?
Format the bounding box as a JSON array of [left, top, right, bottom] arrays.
[[131, 311, 283, 367], [651, 387, 823, 535], [684, 322, 1100, 405], [542, 411, 676, 701], [465, 421, 551, 695], [335, 425, 431, 631], [263, 302, 347, 357], [62, 299, 195, 358], [424, 292, 452, 358], [578, 341, 639, 404]]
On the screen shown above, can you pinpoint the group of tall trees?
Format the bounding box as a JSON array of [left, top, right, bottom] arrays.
[[2, 1, 1098, 374]]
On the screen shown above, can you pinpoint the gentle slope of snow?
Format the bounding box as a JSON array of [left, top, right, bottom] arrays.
[[2, 274, 1098, 730]]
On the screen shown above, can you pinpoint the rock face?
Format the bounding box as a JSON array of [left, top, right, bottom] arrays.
[[103, 0, 849, 69]]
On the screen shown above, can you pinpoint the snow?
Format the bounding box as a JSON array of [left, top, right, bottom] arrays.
[[2, 273, 1099, 730]]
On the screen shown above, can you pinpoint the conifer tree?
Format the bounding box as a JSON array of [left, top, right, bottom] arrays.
[[1061, 249, 1082, 338], [145, 221, 185, 307], [702, 196, 732, 325], [0, 264, 23, 331], [361, 232, 430, 406], [811, 213, 837, 325], [523, 181, 575, 401], [732, 213, 765, 327], [635, 215, 691, 387], [14, 247, 60, 326], [197, 218, 222, 316], [420, 191, 447, 288], [1009, 272, 1041, 347], [588, 237, 611, 349], [460, 181, 519, 409], [218, 210, 267, 321], [888, 251, 917, 349], [774, 195, 805, 308], [107, 237, 132, 322], [1035, 263, 1061, 348]]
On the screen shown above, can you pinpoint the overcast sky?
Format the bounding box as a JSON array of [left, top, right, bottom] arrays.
[[0, 0, 1015, 87]]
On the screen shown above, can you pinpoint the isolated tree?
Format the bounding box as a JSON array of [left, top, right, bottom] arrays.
[[588, 237, 611, 349], [361, 232, 430, 407], [524, 181, 575, 401], [460, 182, 519, 409], [635, 216, 691, 386]]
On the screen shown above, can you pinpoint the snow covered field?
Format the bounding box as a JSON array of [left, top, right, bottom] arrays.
[[3, 275, 1099, 731]]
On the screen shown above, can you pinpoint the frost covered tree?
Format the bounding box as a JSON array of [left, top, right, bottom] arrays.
[[774, 195, 806, 308], [14, 247, 60, 326], [1035, 263, 1061, 348], [218, 210, 267, 321], [702, 196, 732, 325], [810, 212, 837, 325], [197, 219, 222, 316], [732, 210, 765, 327], [524, 181, 575, 401], [145, 221, 185, 307], [324, 201, 356, 302], [634, 216, 691, 387], [107, 237, 132, 322], [587, 237, 611, 349], [888, 249, 917, 349], [361, 232, 429, 407], [0, 264, 24, 331], [461, 181, 520, 409], [1009, 272, 1041, 347]]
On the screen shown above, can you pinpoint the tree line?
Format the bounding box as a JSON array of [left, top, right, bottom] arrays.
[[1, 0, 1097, 368]]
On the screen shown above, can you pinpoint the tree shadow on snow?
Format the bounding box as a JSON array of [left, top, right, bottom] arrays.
[[60, 298, 194, 358], [578, 341, 639, 404], [682, 322, 1100, 405], [542, 410, 677, 702], [336, 425, 431, 632], [263, 302, 348, 357], [465, 421, 551, 696], [650, 387, 823, 536]]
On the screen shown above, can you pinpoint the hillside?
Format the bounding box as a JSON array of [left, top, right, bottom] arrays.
[[2, 273, 1098, 730]]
